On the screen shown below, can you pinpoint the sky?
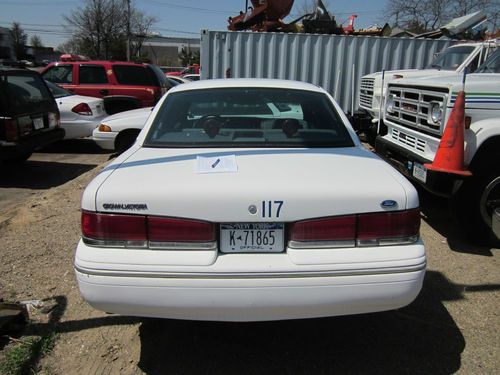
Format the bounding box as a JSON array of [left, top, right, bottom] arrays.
[[0, 0, 389, 48]]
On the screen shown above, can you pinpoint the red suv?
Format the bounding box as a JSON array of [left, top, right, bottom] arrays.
[[41, 59, 172, 114]]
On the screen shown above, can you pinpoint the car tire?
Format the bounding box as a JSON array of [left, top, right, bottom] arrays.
[[452, 170, 500, 246], [115, 130, 140, 154]]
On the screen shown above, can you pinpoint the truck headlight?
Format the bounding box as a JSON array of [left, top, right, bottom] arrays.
[[386, 95, 396, 114], [430, 102, 442, 124]]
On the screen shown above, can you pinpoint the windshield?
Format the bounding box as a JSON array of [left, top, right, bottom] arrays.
[[45, 80, 72, 98], [1, 72, 55, 114], [475, 49, 500, 73], [427, 46, 476, 70], [144, 87, 354, 148]]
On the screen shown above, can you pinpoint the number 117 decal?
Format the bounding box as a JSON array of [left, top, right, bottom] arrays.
[[262, 200, 284, 218]]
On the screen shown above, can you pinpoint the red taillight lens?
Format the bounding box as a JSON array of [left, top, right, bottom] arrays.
[[71, 103, 93, 116], [5, 119, 18, 141], [289, 209, 420, 248], [81, 211, 215, 248], [82, 211, 147, 241], [148, 217, 215, 242], [290, 216, 356, 241], [357, 209, 420, 242]]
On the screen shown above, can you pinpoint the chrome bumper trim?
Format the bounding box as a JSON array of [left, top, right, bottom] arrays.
[[75, 262, 426, 280]]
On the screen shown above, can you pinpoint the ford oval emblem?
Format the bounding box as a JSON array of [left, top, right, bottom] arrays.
[[381, 200, 398, 208]]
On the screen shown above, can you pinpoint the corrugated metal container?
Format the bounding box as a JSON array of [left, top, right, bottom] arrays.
[[200, 30, 453, 113]]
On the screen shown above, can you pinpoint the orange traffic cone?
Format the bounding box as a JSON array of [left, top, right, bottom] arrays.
[[424, 90, 472, 176]]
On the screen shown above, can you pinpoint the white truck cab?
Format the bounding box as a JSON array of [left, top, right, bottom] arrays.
[[376, 49, 500, 244], [358, 40, 498, 123]]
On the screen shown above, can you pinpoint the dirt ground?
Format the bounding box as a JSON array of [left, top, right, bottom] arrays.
[[0, 140, 498, 375]]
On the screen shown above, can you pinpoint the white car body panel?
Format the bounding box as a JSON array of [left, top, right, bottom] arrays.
[[92, 107, 152, 150], [76, 79, 425, 321], [87, 147, 415, 219], [56, 94, 107, 139]]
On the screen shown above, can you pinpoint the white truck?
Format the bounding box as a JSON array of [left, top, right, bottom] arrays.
[[375, 48, 500, 244], [357, 41, 498, 130]]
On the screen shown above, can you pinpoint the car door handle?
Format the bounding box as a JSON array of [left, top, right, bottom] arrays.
[[99, 89, 109, 95]]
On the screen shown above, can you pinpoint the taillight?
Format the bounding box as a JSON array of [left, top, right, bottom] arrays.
[[48, 112, 60, 128], [289, 209, 420, 249], [5, 118, 18, 141], [72, 103, 93, 116], [357, 209, 420, 246], [82, 211, 215, 250], [289, 216, 356, 248], [148, 217, 215, 242]]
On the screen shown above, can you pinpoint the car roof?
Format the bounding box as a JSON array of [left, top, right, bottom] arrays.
[[168, 78, 325, 94], [0, 66, 38, 74]]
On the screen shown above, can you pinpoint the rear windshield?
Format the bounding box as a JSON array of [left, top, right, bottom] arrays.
[[113, 65, 156, 86], [0, 72, 54, 114], [144, 87, 354, 148]]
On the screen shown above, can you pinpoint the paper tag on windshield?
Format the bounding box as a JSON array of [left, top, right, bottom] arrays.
[[195, 155, 238, 173]]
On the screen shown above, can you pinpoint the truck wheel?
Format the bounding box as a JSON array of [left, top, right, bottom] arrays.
[[452, 171, 500, 246], [115, 130, 140, 154]]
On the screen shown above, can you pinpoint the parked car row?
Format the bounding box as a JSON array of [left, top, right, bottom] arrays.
[[0, 58, 201, 162]]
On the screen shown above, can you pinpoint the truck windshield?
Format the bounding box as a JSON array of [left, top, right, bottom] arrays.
[[144, 87, 354, 148], [475, 49, 500, 73], [427, 46, 476, 70]]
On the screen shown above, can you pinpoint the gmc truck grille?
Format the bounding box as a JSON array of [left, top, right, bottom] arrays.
[[385, 85, 449, 136], [359, 78, 375, 109]]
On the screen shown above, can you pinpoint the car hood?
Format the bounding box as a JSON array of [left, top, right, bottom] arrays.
[[84, 146, 418, 222], [365, 69, 458, 82], [104, 107, 153, 122]]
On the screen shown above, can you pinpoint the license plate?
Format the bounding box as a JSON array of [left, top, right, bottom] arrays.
[[33, 117, 44, 130], [220, 223, 284, 253], [413, 162, 427, 183]]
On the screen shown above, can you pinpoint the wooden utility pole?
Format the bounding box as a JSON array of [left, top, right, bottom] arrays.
[[126, 0, 131, 61]]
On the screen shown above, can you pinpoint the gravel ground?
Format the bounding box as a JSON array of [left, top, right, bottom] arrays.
[[0, 141, 498, 375]]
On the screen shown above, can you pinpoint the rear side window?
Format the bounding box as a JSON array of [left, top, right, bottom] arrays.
[[113, 65, 155, 86], [42, 65, 73, 84], [79, 65, 108, 84], [2, 73, 54, 114]]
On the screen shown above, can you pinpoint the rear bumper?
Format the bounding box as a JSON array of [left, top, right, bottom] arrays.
[[75, 240, 426, 321], [0, 128, 65, 160]]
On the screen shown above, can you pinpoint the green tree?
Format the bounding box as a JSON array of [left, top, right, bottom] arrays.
[[10, 22, 27, 60]]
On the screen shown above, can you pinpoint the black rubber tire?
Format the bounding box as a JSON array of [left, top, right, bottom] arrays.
[[452, 170, 500, 246], [114, 130, 140, 154]]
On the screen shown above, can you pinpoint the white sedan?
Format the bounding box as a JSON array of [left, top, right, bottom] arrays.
[[93, 107, 152, 153], [46, 80, 107, 139], [75, 79, 426, 322]]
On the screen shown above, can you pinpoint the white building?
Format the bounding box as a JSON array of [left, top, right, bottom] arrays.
[[141, 36, 200, 67]]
